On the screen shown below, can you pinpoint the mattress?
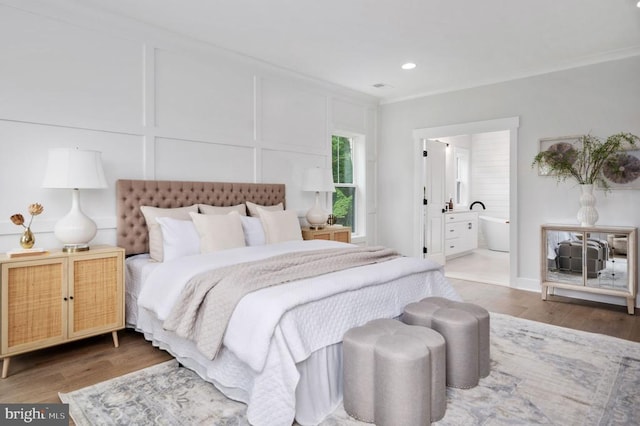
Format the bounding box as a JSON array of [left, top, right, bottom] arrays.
[[126, 240, 459, 425]]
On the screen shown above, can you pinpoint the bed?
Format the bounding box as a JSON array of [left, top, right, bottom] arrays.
[[116, 179, 459, 426]]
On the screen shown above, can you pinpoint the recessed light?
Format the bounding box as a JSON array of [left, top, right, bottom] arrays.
[[401, 62, 417, 70]]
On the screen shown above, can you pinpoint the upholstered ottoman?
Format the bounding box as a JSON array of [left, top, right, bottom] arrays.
[[403, 298, 490, 388], [431, 307, 479, 388], [342, 318, 447, 424]]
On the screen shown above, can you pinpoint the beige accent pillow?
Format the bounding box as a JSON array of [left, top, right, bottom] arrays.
[[140, 205, 198, 262], [246, 201, 284, 217], [257, 207, 302, 244], [198, 203, 247, 216], [189, 211, 246, 252]]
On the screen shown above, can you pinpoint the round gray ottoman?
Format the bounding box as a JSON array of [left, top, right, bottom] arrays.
[[403, 297, 491, 384], [402, 300, 442, 327], [343, 319, 401, 422], [432, 307, 479, 389], [454, 302, 491, 378], [342, 318, 447, 423], [399, 326, 447, 421], [374, 334, 430, 426]]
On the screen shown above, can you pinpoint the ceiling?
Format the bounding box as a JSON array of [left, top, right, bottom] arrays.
[[73, 0, 640, 102]]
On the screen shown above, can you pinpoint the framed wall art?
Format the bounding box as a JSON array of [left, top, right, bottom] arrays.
[[601, 148, 640, 189], [537, 135, 582, 176]]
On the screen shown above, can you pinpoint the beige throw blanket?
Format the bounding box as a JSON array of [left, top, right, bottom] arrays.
[[163, 246, 400, 360]]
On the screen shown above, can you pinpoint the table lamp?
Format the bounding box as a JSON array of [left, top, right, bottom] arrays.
[[302, 167, 335, 229], [42, 148, 107, 252]]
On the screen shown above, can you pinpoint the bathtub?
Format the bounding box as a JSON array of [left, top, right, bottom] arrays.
[[479, 215, 510, 252]]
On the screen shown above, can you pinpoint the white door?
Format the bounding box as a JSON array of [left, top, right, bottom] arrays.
[[423, 139, 446, 264]]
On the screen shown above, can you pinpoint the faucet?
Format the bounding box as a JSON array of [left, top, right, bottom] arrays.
[[469, 201, 486, 210]]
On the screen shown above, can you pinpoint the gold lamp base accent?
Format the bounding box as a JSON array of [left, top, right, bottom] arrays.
[[62, 244, 90, 253]]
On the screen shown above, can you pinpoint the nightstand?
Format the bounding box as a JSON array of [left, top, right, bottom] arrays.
[[302, 226, 352, 243], [0, 245, 125, 378]]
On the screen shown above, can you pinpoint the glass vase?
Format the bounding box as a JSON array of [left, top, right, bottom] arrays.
[[20, 227, 35, 249]]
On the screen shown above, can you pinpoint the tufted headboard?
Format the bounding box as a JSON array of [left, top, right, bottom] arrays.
[[116, 179, 286, 256]]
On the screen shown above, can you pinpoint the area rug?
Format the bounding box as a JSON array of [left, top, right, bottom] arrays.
[[59, 313, 640, 425]]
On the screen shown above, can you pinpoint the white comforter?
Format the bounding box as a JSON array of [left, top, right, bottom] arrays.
[[137, 240, 458, 425]]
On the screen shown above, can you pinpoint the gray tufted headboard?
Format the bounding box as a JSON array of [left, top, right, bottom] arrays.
[[116, 179, 286, 256]]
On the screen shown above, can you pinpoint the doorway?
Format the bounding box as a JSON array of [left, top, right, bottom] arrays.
[[413, 117, 519, 287]]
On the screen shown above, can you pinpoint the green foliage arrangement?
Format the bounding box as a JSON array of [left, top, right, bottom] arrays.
[[532, 132, 640, 190]]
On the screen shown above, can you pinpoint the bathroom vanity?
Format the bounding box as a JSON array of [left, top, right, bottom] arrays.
[[540, 223, 637, 314], [445, 211, 478, 258]]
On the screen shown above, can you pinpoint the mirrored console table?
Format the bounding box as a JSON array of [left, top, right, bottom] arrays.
[[541, 224, 637, 314]]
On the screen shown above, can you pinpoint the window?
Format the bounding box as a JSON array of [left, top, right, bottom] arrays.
[[453, 147, 470, 206], [331, 133, 364, 235]]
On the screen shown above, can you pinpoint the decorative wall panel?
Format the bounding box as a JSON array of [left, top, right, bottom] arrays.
[[0, 6, 143, 129], [155, 49, 254, 140], [155, 138, 254, 182], [260, 77, 327, 152]]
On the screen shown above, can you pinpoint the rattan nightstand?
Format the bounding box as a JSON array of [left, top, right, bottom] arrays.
[[0, 245, 125, 378], [301, 226, 351, 243]]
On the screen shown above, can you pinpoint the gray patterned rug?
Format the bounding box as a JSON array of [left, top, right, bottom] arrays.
[[59, 313, 640, 425]]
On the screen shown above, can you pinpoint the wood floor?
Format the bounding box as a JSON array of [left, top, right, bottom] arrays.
[[1, 279, 639, 410]]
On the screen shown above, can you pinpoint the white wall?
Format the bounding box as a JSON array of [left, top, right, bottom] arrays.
[[0, 1, 378, 251], [379, 55, 640, 299], [470, 131, 510, 222]]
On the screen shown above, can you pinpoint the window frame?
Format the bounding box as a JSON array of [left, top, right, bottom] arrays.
[[453, 146, 470, 208], [331, 131, 365, 239]]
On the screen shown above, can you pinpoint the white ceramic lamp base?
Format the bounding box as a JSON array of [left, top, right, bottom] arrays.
[[306, 192, 328, 229], [54, 189, 97, 252]]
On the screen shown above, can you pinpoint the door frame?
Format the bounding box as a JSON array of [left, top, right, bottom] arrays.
[[412, 117, 520, 283]]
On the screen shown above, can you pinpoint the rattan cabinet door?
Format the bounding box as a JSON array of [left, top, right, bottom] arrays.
[[1, 258, 67, 355], [68, 250, 124, 339]]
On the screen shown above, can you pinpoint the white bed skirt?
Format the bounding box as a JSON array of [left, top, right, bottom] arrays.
[[134, 308, 343, 425]]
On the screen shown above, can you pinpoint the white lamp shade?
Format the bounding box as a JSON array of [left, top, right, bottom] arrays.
[[302, 168, 335, 192], [42, 148, 107, 189], [42, 148, 107, 251]]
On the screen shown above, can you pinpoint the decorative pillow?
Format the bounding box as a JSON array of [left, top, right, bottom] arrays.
[[257, 207, 302, 244], [198, 203, 247, 216], [240, 216, 266, 246], [189, 212, 246, 253], [155, 217, 200, 262], [140, 205, 198, 262], [246, 201, 284, 217]]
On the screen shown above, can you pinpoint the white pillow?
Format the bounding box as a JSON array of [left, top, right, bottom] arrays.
[[189, 212, 246, 252], [155, 217, 200, 262], [140, 205, 198, 262], [198, 203, 247, 216], [240, 216, 266, 246], [257, 207, 302, 244], [246, 201, 284, 217]]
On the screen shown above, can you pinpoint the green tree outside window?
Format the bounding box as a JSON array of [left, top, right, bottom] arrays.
[[332, 135, 355, 231]]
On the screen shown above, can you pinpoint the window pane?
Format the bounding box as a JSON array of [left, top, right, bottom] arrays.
[[332, 135, 353, 184], [332, 186, 356, 232]]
